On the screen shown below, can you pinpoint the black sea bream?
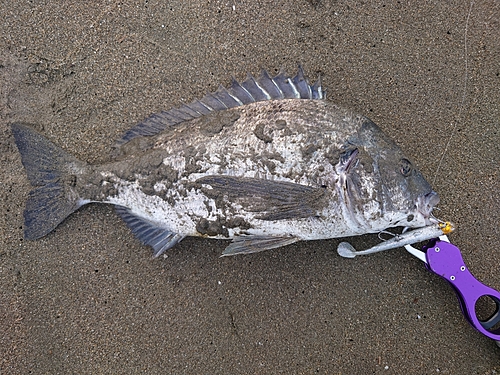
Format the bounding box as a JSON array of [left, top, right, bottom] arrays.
[[11, 67, 440, 257]]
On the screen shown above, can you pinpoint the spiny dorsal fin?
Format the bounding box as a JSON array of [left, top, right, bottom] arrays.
[[115, 66, 324, 147]]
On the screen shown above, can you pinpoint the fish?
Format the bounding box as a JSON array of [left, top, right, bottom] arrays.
[[11, 66, 440, 257]]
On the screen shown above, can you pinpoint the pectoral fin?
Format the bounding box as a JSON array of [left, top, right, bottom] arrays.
[[197, 175, 327, 220], [223, 235, 299, 256]]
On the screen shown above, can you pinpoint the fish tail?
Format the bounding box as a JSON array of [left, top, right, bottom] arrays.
[[11, 124, 89, 240]]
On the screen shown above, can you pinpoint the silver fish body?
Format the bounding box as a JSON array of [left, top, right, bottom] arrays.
[[11, 68, 439, 257]]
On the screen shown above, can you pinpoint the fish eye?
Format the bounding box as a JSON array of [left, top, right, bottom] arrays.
[[400, 158, 412, 177], [407, 214, 414, 222]]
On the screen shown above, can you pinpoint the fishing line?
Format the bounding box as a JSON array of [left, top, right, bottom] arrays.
[[432, 0, 474, 185]]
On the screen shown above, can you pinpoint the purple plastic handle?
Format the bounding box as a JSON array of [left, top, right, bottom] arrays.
[[424, 239, 500, 341]]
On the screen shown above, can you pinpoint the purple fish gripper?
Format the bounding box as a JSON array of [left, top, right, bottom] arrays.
[[423, 239, 500, 342]]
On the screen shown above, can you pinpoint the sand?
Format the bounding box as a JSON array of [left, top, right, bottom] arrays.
[[1, 0, 499, 373]]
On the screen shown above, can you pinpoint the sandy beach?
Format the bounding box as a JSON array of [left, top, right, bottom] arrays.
[[1, 0, 499, 373]]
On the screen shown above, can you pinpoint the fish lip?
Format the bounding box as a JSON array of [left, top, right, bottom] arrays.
[[417, 191, 440, 225]]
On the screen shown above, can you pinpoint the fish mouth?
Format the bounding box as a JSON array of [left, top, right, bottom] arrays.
[[416, 191, 440, 225]]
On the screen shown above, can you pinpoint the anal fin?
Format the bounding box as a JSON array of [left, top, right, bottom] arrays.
[[222, 235, 299, 256], [115, 206, 185, 257]]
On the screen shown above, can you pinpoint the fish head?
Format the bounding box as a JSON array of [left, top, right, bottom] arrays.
[[340, 119, 439, 230]]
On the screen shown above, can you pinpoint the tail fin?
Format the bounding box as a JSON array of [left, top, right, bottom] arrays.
[[11, 124, 89, 240]]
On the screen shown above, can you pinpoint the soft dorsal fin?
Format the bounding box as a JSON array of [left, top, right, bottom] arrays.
[[115, 66, 324, 147]]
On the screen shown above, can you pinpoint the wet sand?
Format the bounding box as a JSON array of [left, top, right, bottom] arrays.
[[1, 1, 499, 373]]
